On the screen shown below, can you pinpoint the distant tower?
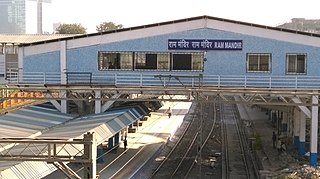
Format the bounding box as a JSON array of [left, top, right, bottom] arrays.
[[29, 0, 52, 34], [0, 0, 26, 34]]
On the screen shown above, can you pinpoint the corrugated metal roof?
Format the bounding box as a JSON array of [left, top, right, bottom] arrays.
[[0, 103, 76, 178], [0, 34, 78, 44], [0, 105, 148, 179], [1, 162, 56, 179], [0, 103, 75, 138], [41, 105, 147, 141]]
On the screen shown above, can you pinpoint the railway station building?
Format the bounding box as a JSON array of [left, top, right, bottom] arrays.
[[1, 15, 320, 178]]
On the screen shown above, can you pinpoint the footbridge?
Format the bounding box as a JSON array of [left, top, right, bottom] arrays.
[[1, 73, 320, 178], [4, 72, 320, 105]]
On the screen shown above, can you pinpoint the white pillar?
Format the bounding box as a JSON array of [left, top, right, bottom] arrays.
[[60, 41, 67, 85], [18, 47, 24, 81], [60, 90, 67, 114], [293, 108, 300, 148], [60, 41, 67, 113], [95, 90, 101, 114], [310, 95, 318, 167], [299, 111, 306, 155]]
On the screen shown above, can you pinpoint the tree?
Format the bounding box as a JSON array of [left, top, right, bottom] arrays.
[[55, 23, 87, 34], [96, 22, 123, 33]]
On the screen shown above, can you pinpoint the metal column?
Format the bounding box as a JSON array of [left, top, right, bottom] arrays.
[[95, 90, 101, 114], [60, 41, 67, 113], [293, 108, 300, 149], [299, 111, 306, 155], [60, 90, 67, 113], [108, 137, 114, 149], [310, 95, 318, 167], [83, 132, 97, 179]]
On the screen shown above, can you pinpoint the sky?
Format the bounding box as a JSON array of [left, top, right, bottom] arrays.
[[26, 0, 320, 34]]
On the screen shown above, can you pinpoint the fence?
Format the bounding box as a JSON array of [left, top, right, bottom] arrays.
[[4, 71, 320, 89]]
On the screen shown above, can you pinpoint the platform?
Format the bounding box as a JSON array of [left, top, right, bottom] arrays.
[[43, 100, 192, 179], [237, 103, 304, 178]]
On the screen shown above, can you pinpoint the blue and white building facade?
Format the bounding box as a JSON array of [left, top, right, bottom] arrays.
[[17, 15, 320, 87], [15, 15, 320, 167]]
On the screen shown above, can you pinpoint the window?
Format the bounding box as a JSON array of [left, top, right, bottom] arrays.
[[172, 52, 203, 71], [98, 52, 132, 70], [157, 53, 170, 70], [192, 53, 203, 71], [135, 52, 147, 69], [120, 52, 133, 69], [286, 54, 306, 74], [135, 52, 157, 69], [98, 51, 203, 71], [135, 52, 170, 70], [172, 53, 192, 70], [247, 53, 271, 72]]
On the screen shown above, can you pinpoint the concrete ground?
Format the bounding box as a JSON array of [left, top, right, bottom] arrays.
[[238, 104, 312, 178]]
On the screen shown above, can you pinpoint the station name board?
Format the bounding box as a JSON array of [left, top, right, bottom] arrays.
[[168, 39, 242, 50]]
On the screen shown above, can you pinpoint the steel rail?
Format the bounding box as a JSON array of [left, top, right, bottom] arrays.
[[235, 104, 261, 178], [221, 103, 229, 179], [169, 131, 199, 179], [233, 103, 251, 178], [221, 100, 255, 179], [149, 111, 196, 178], [184, 101, 217, 178], [150, 99, 216, 178]]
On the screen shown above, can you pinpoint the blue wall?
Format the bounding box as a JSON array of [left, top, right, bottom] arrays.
[[24, 51, 60, 73], [24, 28, 320, 77]]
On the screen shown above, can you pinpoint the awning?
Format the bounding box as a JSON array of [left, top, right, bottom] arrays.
[[0, 103, 75, 138], [0, 104, 149, 178], [0, 103, 75, 176], [40, 105, 148, 143]]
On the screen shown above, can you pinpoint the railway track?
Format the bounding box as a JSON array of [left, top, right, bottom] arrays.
[[221, 101, 257, 179], [94, 98, 260, 179], [150, 100, 216, 179]]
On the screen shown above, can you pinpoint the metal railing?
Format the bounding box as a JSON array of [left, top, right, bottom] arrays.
[[4, 71, 320, 89]]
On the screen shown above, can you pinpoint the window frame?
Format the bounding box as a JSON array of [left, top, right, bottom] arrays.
[[98, 51, 133, 70], [98, 51, 204, 71], [157, 53, 170, 71], [134, 52, 147, 69], [286, 53, 307, 75], [171, 52, 203, 71], [246, 53, 272, 73]]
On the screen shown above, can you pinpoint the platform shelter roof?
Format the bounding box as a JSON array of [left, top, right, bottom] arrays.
[[40, 105, 147, 142], [0, 103, 75, 138], [0, 105, 148, 178]]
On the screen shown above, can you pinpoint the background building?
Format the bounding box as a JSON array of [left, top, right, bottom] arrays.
[[277, 18, 320, 34], [0, 0, 26, 34]]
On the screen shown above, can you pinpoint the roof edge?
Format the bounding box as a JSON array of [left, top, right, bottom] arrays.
[[20, 15, 320, 47]]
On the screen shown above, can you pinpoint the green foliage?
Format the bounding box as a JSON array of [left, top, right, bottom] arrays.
[[96, 22, 123, 32], [56, 23, 87, 34]]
